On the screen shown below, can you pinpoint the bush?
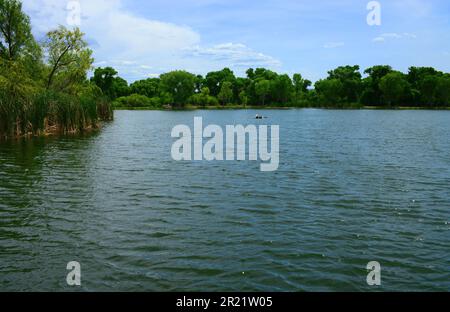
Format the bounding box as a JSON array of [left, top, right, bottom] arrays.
[[188, 93, 219, 107], [113, 94, 162, 109]]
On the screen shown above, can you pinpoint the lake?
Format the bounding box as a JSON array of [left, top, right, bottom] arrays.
[[0, 109, 449, 291]]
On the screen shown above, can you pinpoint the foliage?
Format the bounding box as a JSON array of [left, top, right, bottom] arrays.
[[217, 81, 233, 105], [102, 64, 450, 110], [188, 87, 218, 107], [205, 68, 236, 97], [0, 0, 113, 139], [327, 65, 362, 103], [90, 67, 118, 99], [315, 79, 344, 107], [159, 70, 196, 108], [379, 72, 410, 107], [130, 78, 159, 98], [255, 79, 271, 106], [44, 26, 93, 92], [360, 65, 393, 106], [0, 0, 35, 61], [113, 94, 161, 109]]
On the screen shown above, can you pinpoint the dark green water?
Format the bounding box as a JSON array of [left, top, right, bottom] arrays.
[[0, 109, 449, 291]]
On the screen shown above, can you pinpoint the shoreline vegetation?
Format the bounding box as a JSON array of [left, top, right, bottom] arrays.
[[2, 1, 450, 140], [102, 64, 450, 112], [0, 0, 113, 140], [113, 105, 450, 111]]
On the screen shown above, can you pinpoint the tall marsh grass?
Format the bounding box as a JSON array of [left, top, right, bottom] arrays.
[[0, 88, 113, 139]]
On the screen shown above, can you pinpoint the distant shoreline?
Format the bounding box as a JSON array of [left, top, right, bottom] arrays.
[[114, 106, 450, 111]]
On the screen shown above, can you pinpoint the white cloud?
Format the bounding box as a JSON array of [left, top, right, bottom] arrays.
[[21, 0, 281, 81], [372, 32, 417, 43], [403, 33, 417, 39], [381, 33, 402, 39], [183, 42, 282, 68], [323, 42, 345, 49]]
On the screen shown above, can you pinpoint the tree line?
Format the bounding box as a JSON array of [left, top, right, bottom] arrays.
[[94, 64, 450, 110], [0, 0, 113, 139], [2, 1, 449, 140]]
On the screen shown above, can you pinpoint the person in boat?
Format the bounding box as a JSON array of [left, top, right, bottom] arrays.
[[255, 114, 263, 119]]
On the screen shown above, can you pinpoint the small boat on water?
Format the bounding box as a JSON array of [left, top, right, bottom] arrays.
[[255, 114, 263, 119]]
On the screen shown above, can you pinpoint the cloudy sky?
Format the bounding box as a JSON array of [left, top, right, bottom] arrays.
[[22, 0, 450, 82]]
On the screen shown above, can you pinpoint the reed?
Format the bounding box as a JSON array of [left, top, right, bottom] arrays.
[[0, 89, 113, 139]]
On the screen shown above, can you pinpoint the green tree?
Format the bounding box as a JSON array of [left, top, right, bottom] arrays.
[[419, 75, 439, 107], [91, 67, 118, 99], [0, 0, 42, 83], [244, 68, 279, 105], [0, 0, 35, 61], [292, 73, 311, 106], [361, 65, 393, 106], [293, 73, 311, 94], [234, 77, 248, 98], [314, 78, 344, 106], [188, 87, 218, 107], [114, 94, 154, 108], [159, 91, 174, 106], [217, 81, 233, 105], [45, 26, 93, 91], [434, 75, 450, 106], [194, 74, 204, 92], [408, 67, 440, 88], [0, 2, 113, 138], [246, 68, 255, 80], [112, 77, 130, 98], [254, 68, 278, 80], [205, 68, 236, 97], [407, 67, 442, 106], [379, 72, 410, 107], [239, 90, 248, 107], [130, 78, 160, 98], [160, 70, 196, 108], [255, 79, 270, 106], [273, 74, 293, 105], [327, 65, 362, 103]]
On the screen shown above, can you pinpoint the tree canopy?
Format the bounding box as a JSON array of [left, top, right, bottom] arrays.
[[105, 64, 450, 110], [0, 0, 112, 139], [0, 0, 34, 61]]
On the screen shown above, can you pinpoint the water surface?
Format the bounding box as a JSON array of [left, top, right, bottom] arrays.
[[0, 109, 449, 291]]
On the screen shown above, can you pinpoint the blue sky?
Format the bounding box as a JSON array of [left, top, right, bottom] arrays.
[[22, 0, 450, 82]]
